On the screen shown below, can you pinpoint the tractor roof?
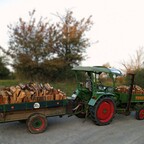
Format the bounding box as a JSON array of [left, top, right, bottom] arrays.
[[72, 66, 122, 76]]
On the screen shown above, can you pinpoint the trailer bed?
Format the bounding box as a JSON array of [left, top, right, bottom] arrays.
[[0, 99, 68, 122]]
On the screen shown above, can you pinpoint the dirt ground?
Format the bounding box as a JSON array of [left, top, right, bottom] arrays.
[[0, 112, 144, 144]]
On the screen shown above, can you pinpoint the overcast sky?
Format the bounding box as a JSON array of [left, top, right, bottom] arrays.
[[0, 0, 144, 69]]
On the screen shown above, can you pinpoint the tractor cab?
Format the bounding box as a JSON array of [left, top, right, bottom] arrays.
[[72, 66, 122, 100]]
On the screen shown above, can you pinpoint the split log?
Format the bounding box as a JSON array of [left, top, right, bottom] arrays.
[[0, 82, 67, 105], [116, 85, 144, 94]]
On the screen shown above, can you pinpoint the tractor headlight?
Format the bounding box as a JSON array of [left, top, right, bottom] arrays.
[[71, 93, 77, 100]]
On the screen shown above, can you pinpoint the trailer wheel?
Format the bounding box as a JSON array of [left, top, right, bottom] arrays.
[[136, 108, 144, 120], [90, 97, 116, 125], [27, 113, 47, 134]]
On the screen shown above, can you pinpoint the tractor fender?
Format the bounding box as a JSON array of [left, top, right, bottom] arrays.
[[88, 93, 115, 106]]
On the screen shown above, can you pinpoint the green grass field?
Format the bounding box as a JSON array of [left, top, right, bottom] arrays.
[[0, 80, 77, 97]]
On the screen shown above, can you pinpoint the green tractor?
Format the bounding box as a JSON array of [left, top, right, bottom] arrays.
[[71, 66, 144, 125]]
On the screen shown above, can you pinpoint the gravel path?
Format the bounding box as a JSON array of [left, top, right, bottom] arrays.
[[0, 112, 144, 144]]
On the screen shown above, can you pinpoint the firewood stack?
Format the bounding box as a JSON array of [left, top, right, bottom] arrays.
[[0, 82, 67, 105], [116, 85, 144, 94]]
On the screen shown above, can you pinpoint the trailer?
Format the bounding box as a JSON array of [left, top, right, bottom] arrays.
[[0, 66, 144, 134], [0, 99, 70, 133]]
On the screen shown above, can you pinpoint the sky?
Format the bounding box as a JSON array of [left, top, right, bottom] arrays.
[[0, 0, 144, 69]]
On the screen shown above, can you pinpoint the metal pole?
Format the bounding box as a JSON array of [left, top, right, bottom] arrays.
[[125, 73, 135, 114]]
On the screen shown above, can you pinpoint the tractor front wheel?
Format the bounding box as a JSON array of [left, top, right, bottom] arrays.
[[26, 113, 47, 134], [73, 98, 86, 118], [90, 97, 116, 125], [75, 110, 86, 118], [74, 103, 86, 118], [136, 108, 144, 120]]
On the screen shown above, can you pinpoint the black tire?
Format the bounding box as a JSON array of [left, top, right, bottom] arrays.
[[73, 98, 86, 118], [90, 97, 116, 125], [75, 104, 86, 118], [136, 108, 144, 120], [75, 112, 86, 118], [26, 113, 47, 134]]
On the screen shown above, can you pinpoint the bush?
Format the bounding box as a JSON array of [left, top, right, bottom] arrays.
[[125, 68, 144, 88]]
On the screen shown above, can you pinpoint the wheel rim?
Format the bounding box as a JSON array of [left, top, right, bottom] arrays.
[[139, 109, 144, 120], [96, 100, 114, 123], [31, 117, 46, 132]]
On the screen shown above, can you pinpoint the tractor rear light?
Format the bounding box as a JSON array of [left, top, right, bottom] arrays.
[[92, 96, 97, 99]]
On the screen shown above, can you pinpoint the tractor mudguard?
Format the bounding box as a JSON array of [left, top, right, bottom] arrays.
[[88, 94, 114, 106]]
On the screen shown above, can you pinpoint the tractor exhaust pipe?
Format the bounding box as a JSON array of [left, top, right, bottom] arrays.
[[125, 73, 135, 115]]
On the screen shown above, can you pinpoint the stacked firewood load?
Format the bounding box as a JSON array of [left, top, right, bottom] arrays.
[[116, 85, 144, 94], [0, 82, 67, 105]]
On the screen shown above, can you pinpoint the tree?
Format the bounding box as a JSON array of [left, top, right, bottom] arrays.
[[134, 69, 144, 88], [4, 10, 59, 81], [1, 10, 93, 81], [0, 50, 10, 79], [53, 10, 93, 79], [55, 10, 93, 67], [102, 62, 111, 68], [121, 47, 144, 73], [121, 47, 144, 87]]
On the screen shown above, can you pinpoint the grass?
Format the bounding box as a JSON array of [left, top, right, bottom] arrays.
[[51, 81, 77, 96], [0, 80, 24, 87], [0, 79, 77, 97]]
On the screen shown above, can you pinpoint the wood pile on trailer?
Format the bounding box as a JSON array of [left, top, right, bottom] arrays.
[[116, 85, 144, 94], [0, 82, 67, 104]]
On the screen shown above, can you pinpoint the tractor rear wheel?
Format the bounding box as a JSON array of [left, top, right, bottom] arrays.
[[26, 113, 47, 134], [136, 108, 144, 120], [90, 97, 116, 125]]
